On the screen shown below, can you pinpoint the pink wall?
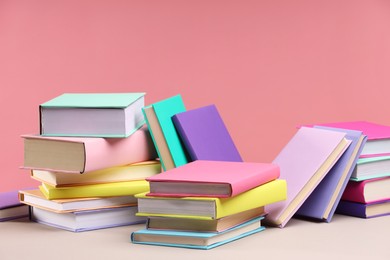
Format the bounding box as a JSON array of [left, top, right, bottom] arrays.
[[1, 0, 390, 191]]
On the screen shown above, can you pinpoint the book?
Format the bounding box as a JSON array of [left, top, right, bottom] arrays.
[[351, 155, 390, 181], [0, 190, 29, 221], [30, 205, 146, 232], [31, 160, 161, 187], [295, 127, 367, 222], [19, 189, 138, 213], [142, 95, 188, 171], [131, 216, 265, 250], [264, 127, 351, 228], [172, 104, 242, 162], [22, 125, 157, 173], [147, 207, 265, 232], [39, 180, 150, 200], [341, 177, 390, 203], [336, 199, 390, 218], [307, 121, 390, 157], [40, 93, 145, 138], [146, 160, 280, 198], [136, 179, 286, 220]]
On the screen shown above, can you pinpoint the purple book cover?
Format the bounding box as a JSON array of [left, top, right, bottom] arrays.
[[336, 199, 390, 218], [0, 190, 23, 209], [172, 104, 242, 162], [295, 127, 366, 222]]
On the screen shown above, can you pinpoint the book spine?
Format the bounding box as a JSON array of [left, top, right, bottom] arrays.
[[171, 115, 197, 161]]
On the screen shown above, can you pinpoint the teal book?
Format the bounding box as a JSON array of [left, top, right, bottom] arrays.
[[40, 93, 146, 138], [131, 216, 265, 250], [351, 155, 390, 181], [142, 95, 189, 170]]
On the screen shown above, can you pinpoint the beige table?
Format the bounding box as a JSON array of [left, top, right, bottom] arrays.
[[0, 214, 389, 260]]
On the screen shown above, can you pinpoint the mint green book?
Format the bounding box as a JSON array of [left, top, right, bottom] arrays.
[[351, 155, 390, 181], [40, 93, 145, 138], [142, 95, 189, 170]]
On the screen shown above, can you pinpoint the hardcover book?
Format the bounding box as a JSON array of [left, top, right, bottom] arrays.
[[31, 160, 161, 187], [142, 95, 189, 171], [351, 156, 390, 181], [0, 190, 30, 221], [336, 199, 390, 218], [131, 216, 265, 250], [295, 127, 366, 222], [264, 127, 351, 228], [40, 93, 146, 137], [30, 205, 146, 232], [341, 177, 390, 203], [136, 179, 286, 220], [172, 104, 242, 162], [146, 160, 280, 198], [22, 125, 157, 173]]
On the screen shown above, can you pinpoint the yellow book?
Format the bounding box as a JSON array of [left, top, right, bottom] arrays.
[[136, 179, 286, 220], [39, 180, 150, 200]]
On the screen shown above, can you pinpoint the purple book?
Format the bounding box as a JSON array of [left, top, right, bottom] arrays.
[[0, 190, 22, 209], [0, 190, 29, 221], [336, 199, 390, 218], [172, 104, 242, 162]]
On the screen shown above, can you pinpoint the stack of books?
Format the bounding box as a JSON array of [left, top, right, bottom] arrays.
[[131, 160, 287, 249], [19, 93, 160, 232]]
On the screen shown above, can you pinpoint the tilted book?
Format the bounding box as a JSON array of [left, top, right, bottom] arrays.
[[172, 104, 242, 162], [142, 95, 189, 171], [264, 127, 351, 228], [146, 160, 280, 198], [295, 127, 367, 222], [336, 199, 390, 218], [131, 216, 265, 250], [22, 125, 157, 173], [40, 93, 146, 138], [136, 179, 286, 220], [341, 177, 390, 204]]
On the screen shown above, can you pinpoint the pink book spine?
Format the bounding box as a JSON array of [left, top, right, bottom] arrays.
[[84, 126, 157, 172], [341, 181, 366, 203]]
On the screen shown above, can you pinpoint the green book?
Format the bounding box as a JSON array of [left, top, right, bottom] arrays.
[[142, 95, 189, 170], [40, 93, 145, 138], [351, 155, 390, 181]]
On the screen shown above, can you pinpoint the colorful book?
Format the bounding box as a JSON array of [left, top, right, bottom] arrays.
[[351, 156, 390, 181], [131, 216, 265, 250], [172, 104, 242, 162], [264, 127, 351, 228], [341, 177, 390, 203], [22, 125, 157, 173], [307, 121, 390, 157], [146, 160, 280, 198], [0, 190, 30, 221], [31, 160, 161, 187], [147, 207, 265, 232], [40, 93, 146, 137], [336, 199, 390, 218], [39, 180, 150, 200], [142, 95, 188, 171], [30, 205, 146, 232], [19, 189, 138, 213], [295, 127, 367, 222], [136, 179, 286, 220]]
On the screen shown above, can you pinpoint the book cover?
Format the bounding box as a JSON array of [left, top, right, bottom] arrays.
[[351, 156, 390, 181], [264, 127, 351, 228], [22, 125, 157, 173], [131, 216, 265, 250], [136, 179, 286, 220], [0, 190, 30, 221], [341, 177, 390, 203], [336, 199, 390, 218], [146, 160, 279, 197], [40, 93, 146, 137], [142, 95, 189, 171], [172, 104, 242, 162], [30, 205, 146, 232], [39, 180, 150, 200], [295, 127, 367, 222]]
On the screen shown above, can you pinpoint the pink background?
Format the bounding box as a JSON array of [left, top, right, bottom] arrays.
[[1, 0, 390, 192]]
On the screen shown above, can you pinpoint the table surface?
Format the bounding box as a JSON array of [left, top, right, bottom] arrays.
[[0, 214, 389, 260]]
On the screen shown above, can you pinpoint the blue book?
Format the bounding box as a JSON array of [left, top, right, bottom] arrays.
[[131, 216, 264, 250], [295, 127, 367, 222], [336, 199, 390, 218]]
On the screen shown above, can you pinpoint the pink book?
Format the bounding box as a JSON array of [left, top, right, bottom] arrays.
[[146, 160, 280, 198], [264, 127, 350, 228], [341, 177, 390, 204], [22, 125, 158, 173]]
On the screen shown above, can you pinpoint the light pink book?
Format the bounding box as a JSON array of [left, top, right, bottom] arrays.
[[264, 127, 351, 228], [146, 160, 280, 198], [22, 125, 157, 173], [341, 177, 390, 204]]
